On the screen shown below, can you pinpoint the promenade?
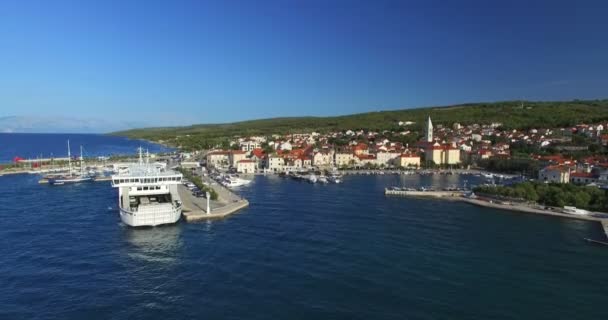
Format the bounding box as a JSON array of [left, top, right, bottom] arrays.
[[385, 188, 608, 224]]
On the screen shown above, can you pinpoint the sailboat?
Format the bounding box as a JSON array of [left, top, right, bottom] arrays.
[[47, 140, 93, 185]]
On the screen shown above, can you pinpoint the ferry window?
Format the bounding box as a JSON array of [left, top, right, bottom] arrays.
[[113, 180, 118, 184], [144, 187, 148, 190], [137, 187, 142, 191]]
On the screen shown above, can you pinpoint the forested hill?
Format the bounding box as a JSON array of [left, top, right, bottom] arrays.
[[113, 99, 608, 142]]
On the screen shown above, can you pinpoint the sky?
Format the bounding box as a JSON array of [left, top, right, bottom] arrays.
[[0, 0, 607, 129]]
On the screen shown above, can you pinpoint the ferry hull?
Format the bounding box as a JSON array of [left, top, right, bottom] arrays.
[[119, 207, 182, 227]]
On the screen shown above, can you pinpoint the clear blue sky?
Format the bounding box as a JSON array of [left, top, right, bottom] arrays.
[[1, 0, 607, 126]]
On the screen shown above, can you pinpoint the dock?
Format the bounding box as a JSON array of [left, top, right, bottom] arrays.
[[38, 176, 113, 184], [584, 238, 608, 246], [177, 183, 249, 222], [385, 188, 465, 198], [385, 188, 608, 224], [602, 220, 608, 239]]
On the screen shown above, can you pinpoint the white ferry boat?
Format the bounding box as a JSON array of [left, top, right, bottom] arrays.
[[111, 150, 183, 227]]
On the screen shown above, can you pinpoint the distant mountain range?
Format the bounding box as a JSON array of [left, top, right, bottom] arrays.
[[0, 116, 151, 134]]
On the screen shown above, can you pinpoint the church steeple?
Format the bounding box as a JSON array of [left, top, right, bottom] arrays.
[[425, 115, 433, 142]]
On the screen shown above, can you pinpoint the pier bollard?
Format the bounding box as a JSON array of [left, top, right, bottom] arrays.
[[206, 192, 211, 215]]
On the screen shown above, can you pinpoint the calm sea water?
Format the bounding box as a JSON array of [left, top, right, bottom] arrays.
[[1, 168, 607, 319], [0, 133, 173, 163]]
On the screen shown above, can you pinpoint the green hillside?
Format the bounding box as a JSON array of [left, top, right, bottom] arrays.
[[114, 99, 608, 149]]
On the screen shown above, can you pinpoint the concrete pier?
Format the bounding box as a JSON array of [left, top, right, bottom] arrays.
[[602, 220, 608, 240], [177, 183, 249, 222], [385, 188, 608, 224], [385, 189, 465, 198]]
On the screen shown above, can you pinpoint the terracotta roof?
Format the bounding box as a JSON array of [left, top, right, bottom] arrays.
[[251, 148, 265, 158], [207, 151, 231, 156], [357, 154, 376, 160], [570, 172, 595, 178]]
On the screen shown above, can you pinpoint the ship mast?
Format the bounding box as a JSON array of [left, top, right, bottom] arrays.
[[67, 140, 72, 176], [80, 145, 84, 175]]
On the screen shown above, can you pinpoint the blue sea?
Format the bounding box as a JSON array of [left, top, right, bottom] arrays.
[[1, 135, 607, 319], [0, 133, 174, 163]]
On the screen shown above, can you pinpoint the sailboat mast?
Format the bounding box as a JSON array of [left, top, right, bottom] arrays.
[[80, 145, 84, 175]]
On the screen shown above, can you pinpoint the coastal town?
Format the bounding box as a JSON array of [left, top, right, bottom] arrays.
[[2, 114, 608, 227], [182, 115, 608, 187]]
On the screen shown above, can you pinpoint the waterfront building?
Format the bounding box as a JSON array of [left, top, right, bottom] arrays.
[[376, 151, 401, 166], [400, 154, 421, 168], [570, 172, 598, 185], [353, 143, 369, 155], [236, 159, 256, 174], [356, 154, 376, 166], [335, 152, 357, 167], [230, 150, 247, 167], [206, 151, 230, 168], [539, 166, 571, 183], [268, 155, 285, 172], [423, 142, 461, 165], [249, 148, 266, 169], [313, 151, 333, 167]]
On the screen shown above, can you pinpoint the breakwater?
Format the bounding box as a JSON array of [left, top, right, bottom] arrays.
[[385, 188, 608, 225]]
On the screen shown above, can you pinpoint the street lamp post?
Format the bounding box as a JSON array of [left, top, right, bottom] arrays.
[[206, 191, 211, 215]]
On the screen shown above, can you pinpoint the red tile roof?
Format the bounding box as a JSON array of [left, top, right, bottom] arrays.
[[570, 172, 595, 178]]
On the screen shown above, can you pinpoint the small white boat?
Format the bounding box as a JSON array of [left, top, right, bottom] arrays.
[[223, 176, 252, 188], [318, 175, 329, 184], [328, 175, 342, 184], [307, 174, 318, 183]]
